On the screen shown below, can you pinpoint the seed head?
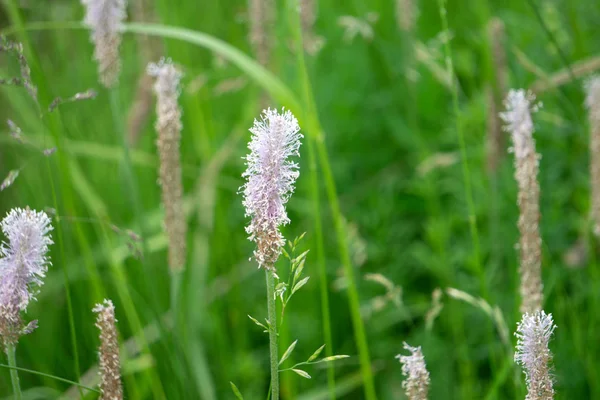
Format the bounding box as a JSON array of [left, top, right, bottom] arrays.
[[248, 0, 274, 67], [501, 90, 541, 160], [241, 108, 303, 270], [299, 0, 324, 55], [0, 39, 38, 104], [94, 299, 123, 400], [148, 58, 186, 273], [585, 77, 600, 235], [81, 0, 127, 88], [395, 0, 419, 32], [395, 342, 430, 400], [515, 310, 556, 400], [501, 89, 543, 314], [0, 208, 53, 346]]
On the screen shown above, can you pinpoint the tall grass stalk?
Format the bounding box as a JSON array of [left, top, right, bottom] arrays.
[[100, 228, 166, 399], [285, 2, 335, 399], [395, 7, 476, 394], [286, 2, 376, 399], [6, 343, 22, 400], [305, 123, 335, 398], [108, 89, 167, 397], [98, 88, 168, 396], [436, 0, 486, 299], [436, 1, 486, 397]]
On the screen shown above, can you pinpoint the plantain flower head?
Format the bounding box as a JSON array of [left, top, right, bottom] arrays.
[[501, 89, 543, 314], [515, 310, 556, 400], [585, 77, 600, 235], [241, 108, 302, 270], [148, 58, 186, 273], [0, 208, 53, 345], [396, 342, 430, 400], [94, 299, 123, 400]]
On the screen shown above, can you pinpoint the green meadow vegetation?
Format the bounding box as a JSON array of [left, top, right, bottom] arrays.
[[0, 0, 599, 399]]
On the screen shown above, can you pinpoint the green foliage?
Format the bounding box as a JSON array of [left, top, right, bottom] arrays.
[[0, 0, 598, 399]]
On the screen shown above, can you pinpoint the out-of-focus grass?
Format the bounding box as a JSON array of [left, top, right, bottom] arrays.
[[0, 0, 598, 399]]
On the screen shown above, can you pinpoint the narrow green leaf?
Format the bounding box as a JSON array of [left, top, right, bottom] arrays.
[[292, 277, 310, 295], [294, 250, 310, 265], [291, 369, 311, 379], [316, 355, 350, 363], [122, 23, 302, 113], [279, 340, 298, 366], [307, 344, 326, 362], [230, 382, 244, 400], [248, 315, 267, 330], [294, 232, 307, 247], [294, 258, 306, 281]]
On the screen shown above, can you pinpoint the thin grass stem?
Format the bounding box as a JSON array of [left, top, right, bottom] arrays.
[[0, 363, 100, 394], [109, 77, 167, 400], [284, 2, 335, 398], [436, 0, 487, 297], [6, 344, 22, 400], [285, 3, 376, 399]]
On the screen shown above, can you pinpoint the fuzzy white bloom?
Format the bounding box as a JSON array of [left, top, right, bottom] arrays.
[[81, 0, 127, 87], [396, 342, 430, 400], [501, 89, 543, 314], [241, 108, 302, 270], [501, 90, 540, 160], [0, 208, 53, 345], [0, 208, 53, 311], [515, 310, 556, 400]]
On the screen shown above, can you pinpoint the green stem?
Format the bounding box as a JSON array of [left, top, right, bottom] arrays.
[[266, 269, 279, 400], [283, 3, 336, 399], [108, 87, 166, 400], [6, 344, 22, 400], [171, 270, 182, 314], [437, 0, 487, 299], [307, 134, 335, 399], [0, 364, 100, 393]]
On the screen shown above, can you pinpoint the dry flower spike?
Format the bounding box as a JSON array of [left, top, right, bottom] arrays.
[[81, 0, 127, 88], [500, 89, 543, 314], [585, 76, 600, 236], [148, 58, 186, 273], [93, 299, 123, 400]]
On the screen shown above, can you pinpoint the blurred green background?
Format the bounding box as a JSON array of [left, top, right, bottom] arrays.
[[0, 0, 599, 398]]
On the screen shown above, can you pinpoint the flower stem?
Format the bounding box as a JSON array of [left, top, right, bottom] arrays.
[[266, 269, 279, 400], [6, 344, 22, 400]]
